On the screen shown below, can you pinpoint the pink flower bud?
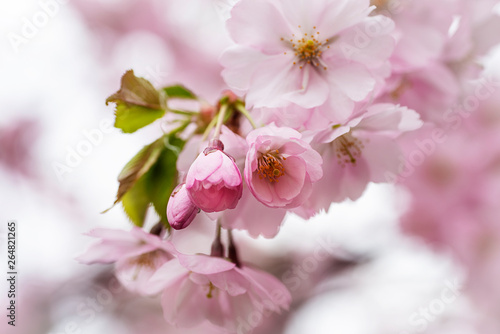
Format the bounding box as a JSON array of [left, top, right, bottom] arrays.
[[186, 139, 243, 212], [167, 184, 199, 230]]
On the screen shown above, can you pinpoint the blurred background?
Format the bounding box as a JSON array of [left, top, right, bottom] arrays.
[[1, 0, 500, 333]]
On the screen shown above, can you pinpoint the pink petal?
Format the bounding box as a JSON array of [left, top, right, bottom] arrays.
[[280, 140, 308, 156], [248, 173, 276, 205], [301, 149, 323, 182], [76, 238, 156, 264], [355, 134, 401, 183], [317, 0, 373, 36], [207, 270, 249, 296], [335, 154, 371, 201], [275, 156, 306, 201], [193, 151, 223, 181], [143, 259, 188, 295], [178, 254, 236, 274], [286, 66, 329, 108], [238, 266, 292, 310], [278, 0, 330, 32], [327, 63, 375, 101], [163, 278, 207, 327], [391, 20, 444, 71], [222, 187, 287, 238], [326, 17, 395, 68], [246, 54, 302, 108], [228, 0, 293, 55], [219, 154, 243, 187], [221, 46, 269, 91], [285, 174, 314, 208]]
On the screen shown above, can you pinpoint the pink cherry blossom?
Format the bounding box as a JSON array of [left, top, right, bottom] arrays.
[[76, 227, 176, 295], [397, 108, 500, 322], [186, 139, 243, 213], [373, 0, 459, 72], [221, 0, 395, 112], [376, 62, 460, 124], [145, 253, 291, 332], [167, 183, 199, 230], [307, 103, 422, 208], [244, 124, 323, 208]]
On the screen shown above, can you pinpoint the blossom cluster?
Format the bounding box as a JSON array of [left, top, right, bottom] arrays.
[[78, 0, 500, 332]]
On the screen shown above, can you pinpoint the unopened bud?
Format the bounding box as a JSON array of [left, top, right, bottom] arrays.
[[167, 184, 199, 230]]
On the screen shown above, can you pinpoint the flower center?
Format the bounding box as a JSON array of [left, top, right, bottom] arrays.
[[257, 150, 286, 182], [334, 132, 365, 166], [370, 0, 388, 7], [129, 250, 162, 269], [390, 77, 412, 100], [282, 26, 330, 70]]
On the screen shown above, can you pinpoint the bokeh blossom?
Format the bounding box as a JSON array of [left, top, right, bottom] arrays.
[[146, 253, 291, 332], [77, 227, 176, 295]]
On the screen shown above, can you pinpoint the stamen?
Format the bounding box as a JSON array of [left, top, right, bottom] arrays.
[[128, 250, 164, 280], [206, 282, 215, 298], [286, 26, 329, 70], [129, 250, 162, 269], [257, 150, 286, 182], [334, 132, 365, 166], [390, 77, 412, 100], [370, 0, 389, 8]]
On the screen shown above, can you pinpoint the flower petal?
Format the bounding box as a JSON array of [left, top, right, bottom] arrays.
[[228, 0, 293, 54]]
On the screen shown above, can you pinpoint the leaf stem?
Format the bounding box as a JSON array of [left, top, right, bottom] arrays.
[[201, 114, 218, 142], [235, 103, 257, 129], [167, 108, 196, 116], [213, 104, 229, 140], [211, 222, 224, 257], [169, 119, 191, 136], [228, 229, 241, 267]]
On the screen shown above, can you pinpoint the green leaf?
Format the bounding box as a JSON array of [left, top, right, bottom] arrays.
[[121, 176, 150, 226], [113, 135, 185, 227], [106, 70, 165, 133], [114, 103, 165, 133], [162, 85, 197, 100], [107, 70, 161, 109], [115, 138, 164, 205], [145, 135, 185, 223]]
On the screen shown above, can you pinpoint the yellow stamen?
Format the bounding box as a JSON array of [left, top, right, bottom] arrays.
[[257, 150, 286, 183]]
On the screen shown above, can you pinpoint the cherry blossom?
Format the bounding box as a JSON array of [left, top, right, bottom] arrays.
[[307, 103, 422, 208], [76, 227, 176, 295], [244, 124, 323, 208], [221, 0, 395, 113], [145, 253, 291, 332]]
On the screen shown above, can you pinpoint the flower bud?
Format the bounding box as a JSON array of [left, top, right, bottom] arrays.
[[167, 184, 199, 230], [186, 139, 243, 212]]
